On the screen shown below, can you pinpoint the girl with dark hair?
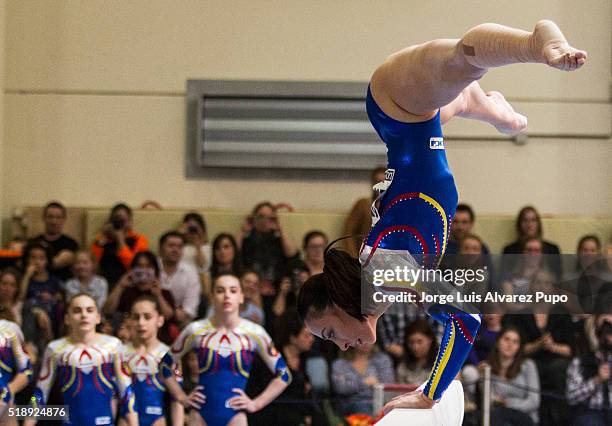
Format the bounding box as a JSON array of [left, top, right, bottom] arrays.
[[396, 319, 439, 385], [119, 295, 183, 426], [486, 327, 540, 426], [298, 19, 586, 413], [181, 212, 211, 277], [161, 274, 290, 426], [210, 233, 242, 279]]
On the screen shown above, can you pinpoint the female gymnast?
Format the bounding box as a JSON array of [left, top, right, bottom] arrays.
[[0, 315, 32, 425], [297, 20, 586, 412], [25, 293, 138, 426], [161, 273, 291, 426], [119, 295, 183, 426]]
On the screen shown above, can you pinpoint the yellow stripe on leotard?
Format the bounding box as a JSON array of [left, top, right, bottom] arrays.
[[427, 321, 455, 400], [418, 193, 448, 256]]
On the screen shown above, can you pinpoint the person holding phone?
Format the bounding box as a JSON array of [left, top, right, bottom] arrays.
[[103, 251, 175, 341]]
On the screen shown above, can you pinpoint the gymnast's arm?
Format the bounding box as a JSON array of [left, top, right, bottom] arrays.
[[113, 342, 138, 426], [24, 344, 57, 426], [5, 325, 33, 399]]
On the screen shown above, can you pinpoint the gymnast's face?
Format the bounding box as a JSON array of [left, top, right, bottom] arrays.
[[305, 305, 377, 351], [66, 295, 100, 334], [213, 275, 244, 315]]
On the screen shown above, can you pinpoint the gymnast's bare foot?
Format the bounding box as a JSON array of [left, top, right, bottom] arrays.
[[533, 20, 587, 71], [459, 82, 527, 135], [382, 390, 435, 414]]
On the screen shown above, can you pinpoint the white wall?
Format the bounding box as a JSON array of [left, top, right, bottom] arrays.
[[2, 0, 611, 230]]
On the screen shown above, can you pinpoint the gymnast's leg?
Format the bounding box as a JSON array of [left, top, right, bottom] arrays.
[[370, 20, 586, 132]]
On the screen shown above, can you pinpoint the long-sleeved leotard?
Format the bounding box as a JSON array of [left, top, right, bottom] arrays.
[[360, 87, 481, 401], [160, 318, 291, 426], [123, 342, 175, 426], [0, 320, 32, 402], [31, 334, 136, 425]]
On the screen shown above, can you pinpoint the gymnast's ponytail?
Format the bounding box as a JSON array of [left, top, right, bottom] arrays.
[[297, 238, 365, 322]]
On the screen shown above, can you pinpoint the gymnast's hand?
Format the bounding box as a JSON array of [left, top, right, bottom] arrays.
[[383, 390, 434, 414], [227, 388, 258, 412], [182, 385, 206, 409]]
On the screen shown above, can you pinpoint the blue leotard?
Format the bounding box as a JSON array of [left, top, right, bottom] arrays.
[[0, 320, 32, 403], [123, 342, 172, 426], [161, 318, 291, 426], [361, 86, 481, 401], [31, 334, 136, 425]]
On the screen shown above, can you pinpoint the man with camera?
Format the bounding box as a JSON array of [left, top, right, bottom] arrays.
[[91, 203, 148, 287]]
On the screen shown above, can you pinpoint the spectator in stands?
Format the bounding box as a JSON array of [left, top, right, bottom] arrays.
[[158, 231, 200, 326], [487, 327, 540, 425], [63, 250, 108, 310], [210, 233, 242, 279], [18, 243, 62, 351], [565, 235, 610, 313], [271, 275, 298, 334], [180, 212, 211, 274], [502, 206, 561, 278], [468, 303, 504, 365], [248, 310, 323, 426], [103, 251, 175, 342], [504, 269, 573, 426], [455, 233, 494, 300], [0, 267, 23, 324], [28, 201, 79, 281], [331, 342, 394, 417], [240, 270, 265, 325], [446, 203, 491, 255], [343, 167, 386, 257], [500, 237, 548, 312], [300, 230, 328, 276], [91, 203, 148, 287], [239, 201, 298, 290], [396, 319, 439, 386], [566, 311, 612, 426]]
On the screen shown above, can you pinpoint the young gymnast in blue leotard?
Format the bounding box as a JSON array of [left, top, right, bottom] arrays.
[[298, 19, 586, 413], [0, 317, 32, 426], [119, 295, 183, 426], [161, 273, 291, 426], [25, 293, 137, 426]]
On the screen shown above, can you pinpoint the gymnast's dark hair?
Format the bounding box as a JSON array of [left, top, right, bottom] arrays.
[[297, 237, 364, 322]]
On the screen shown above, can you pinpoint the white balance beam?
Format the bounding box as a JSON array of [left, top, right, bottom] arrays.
[[376, 380, 464, 426]]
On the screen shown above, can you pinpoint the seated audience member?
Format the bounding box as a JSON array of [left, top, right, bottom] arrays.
[[180, 212, 212, 293], [18, 243, 62, 352], [455, 233, 494, 298], [565, 235, 610, 313], [502, 206, 562, 279], [331, 342, 394, 417], [297, 230, 328, 276], [396, 319, 439, 386], [0, 267, 23, 324], [504, 269, 573, 426], [210, 233, 242, 279], [28, 201, 79, 281], [63, 250, 108, 310], [446, 203, 491, 255], [379, 303, 427, 361], [240, 269, 265, 325], [158, 231, 200, 325], [468, 304, 504, 366], [103, 251, 175, 342], [500, 237, 548, 312], [91, 202, 148, 287], [238, 201, 298, 288], [343, 166, 386, 257], [566, 311, 612, 426], [485, 327, 541, 426], [248, 310, 326, 426]]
